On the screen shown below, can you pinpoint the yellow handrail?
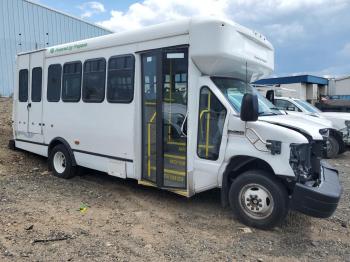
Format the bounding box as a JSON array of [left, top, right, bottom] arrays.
[[199, 109, 210, 120], [147, 111, 157, 178], [205, 92, 211, 158]]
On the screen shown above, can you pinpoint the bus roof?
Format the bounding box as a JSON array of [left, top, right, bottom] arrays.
[[19, 17, 274, 80]]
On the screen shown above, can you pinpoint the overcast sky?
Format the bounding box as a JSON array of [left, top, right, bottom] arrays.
[[36, 0, 350, 78]]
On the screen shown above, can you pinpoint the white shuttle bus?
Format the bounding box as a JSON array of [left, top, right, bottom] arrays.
[[10, 18, 341, 229]]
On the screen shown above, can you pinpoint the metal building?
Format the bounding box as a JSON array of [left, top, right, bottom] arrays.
[[328, 75, 350, 96], [254, 75, 329, 103], [0, 0, 112, 96]]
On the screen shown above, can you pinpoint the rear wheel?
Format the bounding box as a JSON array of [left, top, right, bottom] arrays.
[[229, 170, 289, 229], [326, 136, 339, 159], [49, 144, 77, 179]]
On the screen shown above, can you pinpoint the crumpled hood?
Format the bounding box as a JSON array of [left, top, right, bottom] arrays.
[[259, 115, 326, 140]]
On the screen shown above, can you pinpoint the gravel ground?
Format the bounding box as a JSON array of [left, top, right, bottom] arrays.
[[1, 98, 350, 261]]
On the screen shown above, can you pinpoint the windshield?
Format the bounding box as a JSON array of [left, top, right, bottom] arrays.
[[211, 77, 282, 116], [294, 99, 321, 113]]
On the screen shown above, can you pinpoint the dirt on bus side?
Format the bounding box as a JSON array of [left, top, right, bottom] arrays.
[[0, 98, 350, 261]]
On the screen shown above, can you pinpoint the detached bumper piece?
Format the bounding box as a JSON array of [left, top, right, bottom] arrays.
[[290, 161, 342, 218]]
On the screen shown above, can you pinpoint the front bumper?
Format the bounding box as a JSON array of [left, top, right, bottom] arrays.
[[290, 161, 342, 218]]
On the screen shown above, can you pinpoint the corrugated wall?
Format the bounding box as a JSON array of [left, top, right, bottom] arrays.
[[0, 0, 111, 96]]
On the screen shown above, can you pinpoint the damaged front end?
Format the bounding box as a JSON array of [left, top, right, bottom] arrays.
[[289, 140, 342, 218], [289, 141, 324, 183]]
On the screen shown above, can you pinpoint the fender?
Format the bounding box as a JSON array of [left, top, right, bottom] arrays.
[[48, 137, 77, 166]]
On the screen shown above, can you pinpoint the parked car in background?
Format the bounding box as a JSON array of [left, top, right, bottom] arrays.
[[269, 96, 350, 158], [317, 95, 350, 112]]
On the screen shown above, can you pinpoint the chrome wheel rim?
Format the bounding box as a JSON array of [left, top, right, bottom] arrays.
[[239, 183, 274, 220], [53, 151, 66, 174]]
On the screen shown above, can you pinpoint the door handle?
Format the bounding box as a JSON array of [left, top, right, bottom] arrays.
[[27, 103, 31, 110]]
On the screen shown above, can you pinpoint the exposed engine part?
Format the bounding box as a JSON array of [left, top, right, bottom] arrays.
[[289, 141, 323, 183]]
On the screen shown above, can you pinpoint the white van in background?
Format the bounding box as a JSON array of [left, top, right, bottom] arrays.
[[10, 18, 341, 229], [271, 96, 349, 158]]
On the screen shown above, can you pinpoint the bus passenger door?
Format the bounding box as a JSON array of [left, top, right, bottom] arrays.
[[28, 51, 44, 135], [141, 47, 188, 190]]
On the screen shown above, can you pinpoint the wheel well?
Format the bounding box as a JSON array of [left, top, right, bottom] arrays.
[[48, 138, 77, 166], [220, 156, 289, 208], [48, 140, 62, 155], [227, 157, 274, 182]]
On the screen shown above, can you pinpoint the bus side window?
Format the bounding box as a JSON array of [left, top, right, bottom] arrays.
[[31, 67, 42, 102], [62, 61, 82, 102], [197, 86, 227, 160], [18, 69, 29, 102], [47, 64, 62, 102], [107, 55, 135, 103], [82, 58, 106, 103]]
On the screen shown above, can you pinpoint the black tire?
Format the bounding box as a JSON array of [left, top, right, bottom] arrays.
[[338, 139, 346, 154], [49, 144, 77, 179], [326, 136, 339, 159], [229, 170, 289, 229]]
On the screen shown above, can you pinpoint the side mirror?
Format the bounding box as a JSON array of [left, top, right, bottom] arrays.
[[240, 93, 258, 122], [266, 90, 275, 104], [286, 106, 295, 111]]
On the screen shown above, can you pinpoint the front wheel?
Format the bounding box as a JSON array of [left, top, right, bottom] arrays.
[[49, 144, 77, 179], [229, 170, 289, 229]]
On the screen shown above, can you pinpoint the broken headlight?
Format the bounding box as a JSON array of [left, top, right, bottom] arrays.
[[319, 128, 330, 139]]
